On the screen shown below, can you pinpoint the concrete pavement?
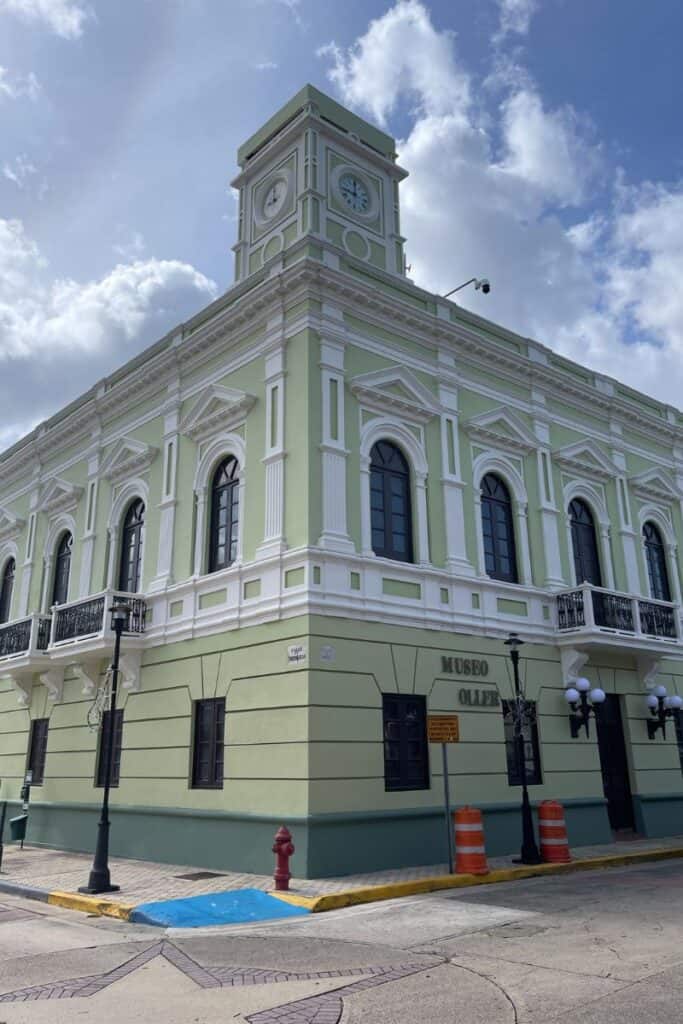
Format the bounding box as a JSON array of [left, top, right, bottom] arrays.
[[1, 858, 683, 1021]]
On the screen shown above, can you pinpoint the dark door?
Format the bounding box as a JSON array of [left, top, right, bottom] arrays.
[[569, 498, 602, 586], [595, 694, 635, 831]]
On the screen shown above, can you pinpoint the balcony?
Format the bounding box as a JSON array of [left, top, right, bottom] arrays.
[[556, 583, 680, 652], [0, 613, 52, 661], [48, 588, 146, 656]]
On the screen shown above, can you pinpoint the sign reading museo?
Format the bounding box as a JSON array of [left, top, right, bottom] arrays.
[[441, 656, 489, 677]]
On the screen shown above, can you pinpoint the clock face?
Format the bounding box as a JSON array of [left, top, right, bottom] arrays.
[[339, 173, 370, 214], [262, 178, 288, 220]]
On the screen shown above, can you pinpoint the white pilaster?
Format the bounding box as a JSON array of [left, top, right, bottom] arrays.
[[256, 341, 287, 559], [78, 444, 101, 598], [415, 471, 430, 566], [149, 396, 181, 593], [515, 502, 533, 586], [534, 418, 564, 588], [318, 337, 354, 552], [19, 489, 38, 616], [439, 383, 475, 577]]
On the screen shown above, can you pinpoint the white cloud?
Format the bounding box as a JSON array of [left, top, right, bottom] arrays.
[[3, 154, 38, 188], [496, 0, 538, 39], [113, 231, 146, 260], [0, 218, 217, 361], [320, 0, 683, 407], [254, 61, 279, 71], [0, 0, 88, 39], [0, 65, 40, 101]]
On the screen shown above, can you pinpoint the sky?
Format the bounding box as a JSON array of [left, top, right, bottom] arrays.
[[1, 0, 682, 450]]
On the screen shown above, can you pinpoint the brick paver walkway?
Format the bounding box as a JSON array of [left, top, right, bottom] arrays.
[[1, 833, 682, 907]]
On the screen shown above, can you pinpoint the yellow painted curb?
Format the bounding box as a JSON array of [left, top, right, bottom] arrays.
[[48, 891, 135, 920], [268, 890, 319, 910], [290, 846, 683, 913]]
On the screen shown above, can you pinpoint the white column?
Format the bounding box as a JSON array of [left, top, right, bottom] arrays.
[[149, 400, 180, 592], [360, 454, 373, 556], [318, 337, 354, 552], [415, 471, 430, 566], [535, 445, 565, 588], [193, 493, 207, 576], [439, 385, 475, 576], [613, 454, 640, 594], [256, 344, 287, 560], [667, 543, 682, 605], [515, 502, 533, 586], [599, 523, 616, 590], [474, 493, 487, 578], [19, 494, 38, 616], [78, 447, 100, 598]]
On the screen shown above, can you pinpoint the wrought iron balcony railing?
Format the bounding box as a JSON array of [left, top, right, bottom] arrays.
[[50, 589, 146, 647], [557, 584, 679, 641], [0, 613, 52, 660]]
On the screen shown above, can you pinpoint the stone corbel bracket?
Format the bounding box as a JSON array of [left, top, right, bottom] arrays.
[[560, 647, 590, 687], [120, 650, 142, 692], [72, 660, 102, 696], [5, 671, 33, 705], [637, 655, 661, 691], [39, 667, 65, 702]]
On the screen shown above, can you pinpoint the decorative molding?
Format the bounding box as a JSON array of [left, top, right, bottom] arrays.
[[553, 440, 620, 482], [39, 667, 64, 702], [629, 468, 682, 505], [100, 437, 159, 484], [179, 384, 256, 443], [560, 647, 589, 686], [350, 365, 441, 425], [38, 478, 83, 517], [0, 506, 26, 544], [464, 407, 537, 455]]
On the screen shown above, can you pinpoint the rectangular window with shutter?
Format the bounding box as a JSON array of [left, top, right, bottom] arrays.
[[27, 718, 49, 786], [191, 698, 225, 789], [96, 709, 124, 788], [382, 694, 429, 792], [502, 699, 542, 786]]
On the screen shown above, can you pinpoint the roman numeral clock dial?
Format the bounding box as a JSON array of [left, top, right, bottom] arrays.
[[339, 173, 370, 213]]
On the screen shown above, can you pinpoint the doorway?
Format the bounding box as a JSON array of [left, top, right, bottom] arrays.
[[595, 694, 635, 832]]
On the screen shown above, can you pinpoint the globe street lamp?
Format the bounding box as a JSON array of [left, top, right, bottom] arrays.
[[504, 633, 542, 865], [564, 677, 606, 738], [79, 599, 131, 895], [646, 685, 683, 740]]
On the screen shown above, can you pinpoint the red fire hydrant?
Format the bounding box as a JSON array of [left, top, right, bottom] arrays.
[[272, 825, 295, 891]]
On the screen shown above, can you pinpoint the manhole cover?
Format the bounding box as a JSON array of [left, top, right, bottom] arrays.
[[174, 871, 227, 881]]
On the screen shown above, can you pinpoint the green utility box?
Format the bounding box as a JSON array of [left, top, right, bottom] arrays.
[[9, 815, 27, 842]]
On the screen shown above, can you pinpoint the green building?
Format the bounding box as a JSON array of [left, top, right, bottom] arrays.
[[1, 86, 683, 877]]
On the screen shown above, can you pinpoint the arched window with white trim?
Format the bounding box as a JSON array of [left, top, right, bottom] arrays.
[[0, 558, 15, 623], [643, 521, 671, 602], [209, 456, 240, 573], [481, 473, 518, 583], [51, 532, 72, 606], [370, 440, 413, 563], [569, 498, 602, 586], [118, 499, 145, 593]]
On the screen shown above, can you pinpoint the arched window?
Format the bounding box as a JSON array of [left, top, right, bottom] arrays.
[[118, 499, 145, 593], [569, 498, 602, 586], [370, 441, 413, 563], [51, 532, 72, 606], [481, 474, 518, 583], [209, 456, 240, 573], [643, 521, 671, 602], [0, 558, 15, 623]]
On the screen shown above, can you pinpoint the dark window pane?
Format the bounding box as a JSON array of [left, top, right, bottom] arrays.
[[370, 442, 413, 563], [209, 457, 240, 573], [382, 694, 429, 791], [0, 557, 15, 624], [643, 522, 671, 602], [192, 698, 226, 789], [28, 718, 49, 786], [118, 499, 145, 593], [481, 475, 518, 582], [52, 532, 73, 606]]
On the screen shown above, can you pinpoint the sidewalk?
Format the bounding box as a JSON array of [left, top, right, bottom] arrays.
[[1, 835, 683, 925]]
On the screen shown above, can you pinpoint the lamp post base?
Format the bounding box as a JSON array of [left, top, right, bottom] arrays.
[[512, 853, 543, 866], [78, 881, 120, 895]]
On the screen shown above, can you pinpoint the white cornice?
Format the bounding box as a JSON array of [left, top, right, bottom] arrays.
[[629, 468, 682, 504], [179, 384, 257, 443], [100, 437, 159, 484], [552, 440, 620, 482], [349, 365, 441, 425], [0, 506, 26, 543], [38, 477, 84, 516], [464, 407, 537, 455]]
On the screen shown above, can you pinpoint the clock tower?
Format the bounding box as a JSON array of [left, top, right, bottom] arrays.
[[231, 84, 408, 282]]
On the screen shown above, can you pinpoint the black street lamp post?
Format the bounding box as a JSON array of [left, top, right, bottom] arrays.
[[79, 600, 131, 895], [504, 633, 542, 865]]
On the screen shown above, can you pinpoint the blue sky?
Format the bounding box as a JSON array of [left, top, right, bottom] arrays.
[[1, 0, 682, 447]]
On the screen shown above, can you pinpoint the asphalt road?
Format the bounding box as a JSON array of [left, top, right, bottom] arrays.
[[1, 859, 682, 1022]]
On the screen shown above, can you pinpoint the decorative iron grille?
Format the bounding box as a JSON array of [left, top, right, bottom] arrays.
[[0, 617, 32, 657], [638, 600, 677, 639], [53, 596, 105, 643], [591, 591, 634, 631], [121, 596, 146, 634], [557, 590, 586, 630], [36, 616, 51, 650]]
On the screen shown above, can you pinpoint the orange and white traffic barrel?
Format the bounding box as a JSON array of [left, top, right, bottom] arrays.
[[453, 806, 489, 875], [538, 800, 571, 863]]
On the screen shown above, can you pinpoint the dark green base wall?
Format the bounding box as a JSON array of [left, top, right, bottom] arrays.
[[633, 795, 683, 839], [2, 797, 615, 877]]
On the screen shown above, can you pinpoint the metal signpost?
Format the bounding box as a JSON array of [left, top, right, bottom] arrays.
[[427, 715, 460, 873]]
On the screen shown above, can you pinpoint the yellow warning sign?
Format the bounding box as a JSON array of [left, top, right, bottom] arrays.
[[427, 715, 460, 744]]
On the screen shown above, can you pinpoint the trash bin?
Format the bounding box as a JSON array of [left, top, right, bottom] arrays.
[[9, 815, 27, 842]]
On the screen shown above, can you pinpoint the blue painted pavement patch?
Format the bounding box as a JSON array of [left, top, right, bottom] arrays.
[[130, 888, 311, 928]]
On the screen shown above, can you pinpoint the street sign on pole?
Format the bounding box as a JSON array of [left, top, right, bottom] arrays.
[[427, 715, 460, 873]]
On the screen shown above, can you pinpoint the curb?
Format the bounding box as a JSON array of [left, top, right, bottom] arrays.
[[279, 846, 683, 913], [1, 845, 682, 922]]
